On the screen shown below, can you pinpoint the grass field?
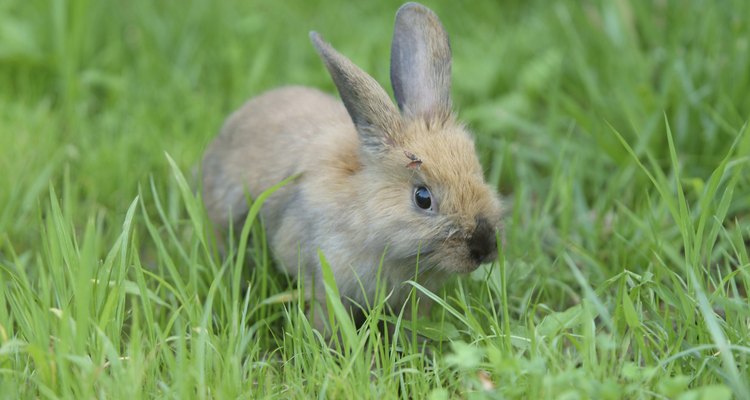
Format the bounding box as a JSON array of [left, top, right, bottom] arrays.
[[1, 0, 749, 398]]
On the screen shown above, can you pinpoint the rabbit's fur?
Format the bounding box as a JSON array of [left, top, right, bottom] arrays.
[[202, 2, 502, 332]]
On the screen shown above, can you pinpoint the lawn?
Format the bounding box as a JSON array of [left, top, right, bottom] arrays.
[[1, 0, 749, 398]]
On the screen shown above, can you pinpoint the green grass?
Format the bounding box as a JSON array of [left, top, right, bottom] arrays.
[[1, 0, 749, 398]]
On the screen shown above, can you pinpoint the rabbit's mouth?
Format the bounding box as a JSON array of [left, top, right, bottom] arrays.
[[404, 240, 494, 275], [392, 219, 499, 274], [439, 220, 500, 272]]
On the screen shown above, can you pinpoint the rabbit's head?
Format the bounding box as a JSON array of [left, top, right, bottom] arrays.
[[311, 2, 502, 274]]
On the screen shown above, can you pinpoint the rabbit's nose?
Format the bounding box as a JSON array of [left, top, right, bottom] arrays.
[[468, 217, 497, 263]]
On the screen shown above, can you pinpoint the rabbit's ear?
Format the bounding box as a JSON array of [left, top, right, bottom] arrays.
[[390, 2, 452, 121], [311, 32, 402, 152]]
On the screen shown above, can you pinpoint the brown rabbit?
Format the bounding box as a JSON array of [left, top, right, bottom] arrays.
[[202, 2, 503, 333]]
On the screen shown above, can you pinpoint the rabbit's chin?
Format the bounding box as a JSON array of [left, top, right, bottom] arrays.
[[414, 248, 495, 276], [441, 258, 488, 275]]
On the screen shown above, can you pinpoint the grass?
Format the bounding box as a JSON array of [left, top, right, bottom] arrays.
[[1, 0, 749, 398]]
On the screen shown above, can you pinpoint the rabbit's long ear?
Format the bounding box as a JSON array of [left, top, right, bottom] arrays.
[[311, 32, 402, 153], [390, 2, 452, 121]]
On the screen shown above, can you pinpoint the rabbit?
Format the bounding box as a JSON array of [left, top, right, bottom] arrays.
[[201, 2, 503, 334]]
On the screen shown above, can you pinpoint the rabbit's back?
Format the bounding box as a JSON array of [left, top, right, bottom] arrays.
[[202, 86, 353, 233]]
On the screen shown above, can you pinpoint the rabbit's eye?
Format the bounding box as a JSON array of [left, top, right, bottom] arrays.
[[414, 186, 433, 211]]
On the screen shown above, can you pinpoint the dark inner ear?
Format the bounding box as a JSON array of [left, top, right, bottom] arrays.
[[310, 32, 402, 153], [390, 3, 452, 121]]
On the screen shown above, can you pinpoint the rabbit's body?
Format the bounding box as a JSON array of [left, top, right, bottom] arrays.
[[202, 3, 503, 332], [203, 86, 352, 239]]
